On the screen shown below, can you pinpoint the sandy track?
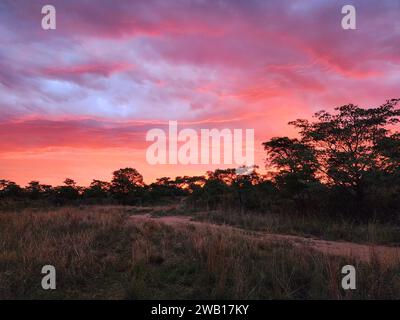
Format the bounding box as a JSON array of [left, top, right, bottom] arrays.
[[130, 214, 400, 265]]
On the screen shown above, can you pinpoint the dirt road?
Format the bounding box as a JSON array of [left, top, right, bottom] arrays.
[[130, 214, 400, 266]]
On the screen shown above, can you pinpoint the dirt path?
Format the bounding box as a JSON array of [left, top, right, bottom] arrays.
[[130, 214, 400, 265]]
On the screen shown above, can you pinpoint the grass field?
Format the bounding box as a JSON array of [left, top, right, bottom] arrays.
[[1, 206, 400, 299], [191, 210, 400, 246]]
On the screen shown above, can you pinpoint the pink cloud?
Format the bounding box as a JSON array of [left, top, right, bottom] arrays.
[[41, 62, 133, 78]]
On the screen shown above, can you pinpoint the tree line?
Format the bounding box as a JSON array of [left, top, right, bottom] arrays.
[[1, 99, 399, 221]]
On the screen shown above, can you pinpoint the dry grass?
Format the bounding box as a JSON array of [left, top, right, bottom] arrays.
[[1, 206, 400, 299], [0, 207, 133, 299], [128, 219, 400, 299], [192, 210, 400, 245]]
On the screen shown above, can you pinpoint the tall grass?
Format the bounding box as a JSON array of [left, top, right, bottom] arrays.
[[128, 219, 400, 299], [0, 207, 133, 299], [1, 206, 400, 299], [192, 210, 400, 245]]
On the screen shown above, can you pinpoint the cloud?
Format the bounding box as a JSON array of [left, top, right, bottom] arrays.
[[0, 0, 399, 184], [41, 62, 133, 78]]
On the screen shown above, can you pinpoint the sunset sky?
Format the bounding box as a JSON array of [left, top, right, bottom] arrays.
[[0, 0, 399, 186]]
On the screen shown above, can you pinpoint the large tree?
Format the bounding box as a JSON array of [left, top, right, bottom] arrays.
[[263, 137, 319, 199], [264, 99, 400, 202], [111, 168, 144, 193]]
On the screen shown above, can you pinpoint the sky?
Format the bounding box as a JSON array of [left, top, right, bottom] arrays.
[[0, 0, 399, 186]]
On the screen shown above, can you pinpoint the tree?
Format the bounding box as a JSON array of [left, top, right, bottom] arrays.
[[55, 178, 80, 203], [25, 181, 53, 200], [110, 168, 145, 204], [174, 175, 206, 193], [63, 178, 77, 188], [231, 166, 262, 212], [375, 133, 400, 174], [288, 99, 400, 200], [263, 99, 400, 217], [207, 169, 238, 185], [263, 137, 319, 198], [84, 180, 110, 200], [148, 177, 185, 202], [0, 180, 22, 198]]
